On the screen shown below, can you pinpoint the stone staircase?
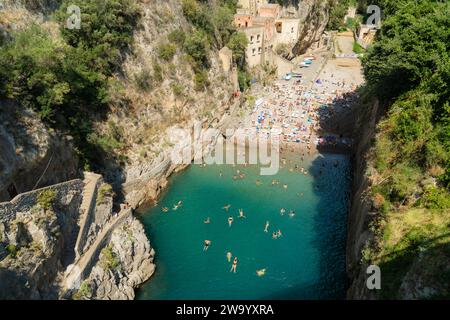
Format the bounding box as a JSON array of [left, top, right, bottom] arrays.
[[74, 172, 101, 261]]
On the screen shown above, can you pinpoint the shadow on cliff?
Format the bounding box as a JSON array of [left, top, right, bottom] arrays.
[[374, 232, 450, 299]]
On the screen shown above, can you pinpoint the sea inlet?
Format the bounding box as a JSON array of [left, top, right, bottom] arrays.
[[137, 153, 351, 299]]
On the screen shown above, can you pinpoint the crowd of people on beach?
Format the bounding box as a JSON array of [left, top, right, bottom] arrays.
[[244, 70, 359, 153]]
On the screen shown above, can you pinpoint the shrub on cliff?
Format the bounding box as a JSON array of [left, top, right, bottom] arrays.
[[184, 29, 210, 67], [157, 42, 177, 61], [37, 189, 56, 211], [227, 32, 248, 68], [99, 246, 120, 271]]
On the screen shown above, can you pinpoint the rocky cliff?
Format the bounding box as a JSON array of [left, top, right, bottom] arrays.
[[0, 103, 79, 202], [346, 98, 381, 299], [292, 0, 331, 56], [98, 0, 241, 207]]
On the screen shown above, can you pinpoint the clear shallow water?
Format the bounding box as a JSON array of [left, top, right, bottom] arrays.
[[137, 153, 351, 300]]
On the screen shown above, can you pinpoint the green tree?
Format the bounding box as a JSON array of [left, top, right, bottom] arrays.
[[184, 29, 210, 67], [227, 32, 248, 68]]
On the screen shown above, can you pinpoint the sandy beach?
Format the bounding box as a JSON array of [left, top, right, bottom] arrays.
[[240, 32, 364, 158]]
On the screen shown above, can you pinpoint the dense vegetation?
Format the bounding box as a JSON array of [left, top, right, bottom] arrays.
[[0, 0, 140, 169], [327, 0, 352, 30], [359, 0, 450, 298], [180, 0, 249, 90]]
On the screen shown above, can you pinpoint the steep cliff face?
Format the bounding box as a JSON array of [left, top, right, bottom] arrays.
[[0, 102, 79, 202], [346, 98, 381, 299], [99, 0, 239, 206], [292, 0, 331, 56], [0, 180, 84, 299], [347, 98, 450, 300]]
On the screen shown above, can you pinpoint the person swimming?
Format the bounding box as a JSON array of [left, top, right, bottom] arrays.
[[204, 217, 211, 224], [256, 268, 266, 277], [288, 210, 296, 218], [272, 231, 278, 239], [238, 209, 245, 218], [172, 204, 180, 211], [230, 257, 238, 273], [226, 252, 232, 262], [280, 208, 286, 215], [177, 200, 183, 206], [283, 184, 288, 189], [264, 221, 270, 232], [162, 207, 169, 213], [223, 204, 231, 211], [277, 230, 282, 237], [203, 240, 211, 251], [219, 171, 223, 177], [228, 216, 234, 227]]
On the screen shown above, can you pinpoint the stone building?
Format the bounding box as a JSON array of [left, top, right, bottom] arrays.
[[234, 0, 301, 67]]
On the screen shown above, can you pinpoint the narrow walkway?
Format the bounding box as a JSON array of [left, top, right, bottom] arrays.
[[74, 172, 101, 259], [63, 207, 132, 292]]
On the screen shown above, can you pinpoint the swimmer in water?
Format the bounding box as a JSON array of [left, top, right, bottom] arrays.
[[283, 184, 288, 189], [177, 200, 183, 206], [238, 209, 245, 218], [277, 230, 282, 237], [204, 217, 211, 224], [162, 207, 169, 213], [280, 208, 286, 215], [230, 257, 238, 273], [289, 210, 296, 218], [223, 204, 231, 211], [227, 252, 232, 262], [172, 204, 179, 211], [228, 216, 234, 227], [203, 240, 211, 251], [256, 268, 266, 277], [264, 221, 270, 232], [219, 171, 223, 177], [272, 231, 278, 239]]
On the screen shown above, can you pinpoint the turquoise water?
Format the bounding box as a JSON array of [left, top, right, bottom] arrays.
[[137, 153, 351, 300]]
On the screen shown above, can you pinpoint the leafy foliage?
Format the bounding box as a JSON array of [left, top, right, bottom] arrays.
[[227, 31, 248, 68], [361, 0, 450, 298], [37, 189, 57, 211], [0, 1, 140, 169]]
